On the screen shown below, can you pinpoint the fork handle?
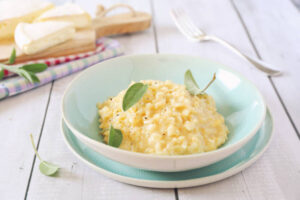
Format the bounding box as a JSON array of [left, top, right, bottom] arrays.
[[207, 35, 281, 76]]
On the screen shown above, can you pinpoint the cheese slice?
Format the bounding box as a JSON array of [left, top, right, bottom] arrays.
[[14, 21, 75, 55], [0, 0, 54, 40], [35, 3, 91, 29]]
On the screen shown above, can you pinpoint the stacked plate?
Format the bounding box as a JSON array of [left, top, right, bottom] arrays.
[[61, 54, 273, 188]]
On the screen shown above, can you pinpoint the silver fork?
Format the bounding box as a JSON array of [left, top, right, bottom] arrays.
[[170, 9, 282, 76]]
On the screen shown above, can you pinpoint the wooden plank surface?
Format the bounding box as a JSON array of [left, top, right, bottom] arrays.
[[152, 0, 300, 199], [26, 76, 174, 200], [0, 84, 52, 199], [0, 0, 299, 199], [233, 0, 300, 134], [26, 0, 175, 199]]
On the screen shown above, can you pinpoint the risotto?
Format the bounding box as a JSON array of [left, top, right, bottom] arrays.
[[97, 80, 229, 155]]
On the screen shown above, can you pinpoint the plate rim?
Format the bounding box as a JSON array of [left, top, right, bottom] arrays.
[[61, 110, 273, 188], [61, 54, 267, 160]]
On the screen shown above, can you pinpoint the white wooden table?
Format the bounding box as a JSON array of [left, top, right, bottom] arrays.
[[1, 0, 300, 199]]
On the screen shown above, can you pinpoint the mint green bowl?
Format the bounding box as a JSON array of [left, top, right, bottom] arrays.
[[62, 54, 266, 172]]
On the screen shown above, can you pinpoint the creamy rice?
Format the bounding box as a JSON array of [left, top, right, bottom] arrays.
[[97, 80, 229, 155]]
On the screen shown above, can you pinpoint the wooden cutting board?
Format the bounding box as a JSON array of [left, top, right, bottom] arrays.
[[93, 4, 151, 39], [0, 28, 96, 64], [0, 4, 151, 64]]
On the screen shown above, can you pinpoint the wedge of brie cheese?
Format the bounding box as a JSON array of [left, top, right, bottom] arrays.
[[14, 21, 75, 55], [0, 0, 54, 40], [35, 3, 91, 29]]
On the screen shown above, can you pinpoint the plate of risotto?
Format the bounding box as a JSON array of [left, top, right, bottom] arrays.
[[62, 54, 266, 172]]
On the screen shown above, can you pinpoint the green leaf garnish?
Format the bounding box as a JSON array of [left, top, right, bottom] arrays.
[[184, 70, 202, 95], [30, 134, 59, 176], [201, 73, 216, 93], [184, 70, 216, 95], [8, 48, 16, 64], [122, 82, 148, 111], [108, 126, 123, 147]]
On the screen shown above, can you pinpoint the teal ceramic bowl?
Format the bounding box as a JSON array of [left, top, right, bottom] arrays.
[[62, 54, 266, 172]]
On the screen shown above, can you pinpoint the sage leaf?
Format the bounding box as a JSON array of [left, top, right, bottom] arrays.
[[0, 68, 4, 80], [30, 134, 59, 176], [18, 69, 40, 83], [19, 70, 33, 83], [28, 72, 40, 83], [122, 82, 148, 111], [184, 70, 202, 95], [18, 70, 31, 82], [0, 49, 46, 83], [8, 48, 16, 64], [201, 73, 216, 94], [184, 70, 216, 95], [39, 161, 59, 176], [108, 126, 123, 147], [20, 63, 47, 73]]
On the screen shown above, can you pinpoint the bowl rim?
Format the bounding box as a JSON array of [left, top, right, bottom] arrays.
[[61, 53, 267, 160]]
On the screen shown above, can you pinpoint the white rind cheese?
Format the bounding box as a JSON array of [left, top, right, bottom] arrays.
[[35, 3, 91, 28], [14, 21, 75, 55], [0, 0, 54, 39]]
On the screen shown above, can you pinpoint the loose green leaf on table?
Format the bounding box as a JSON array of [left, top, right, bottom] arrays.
[[184, 69, 216, 95], [39, 161, 60, 176], [122, 82, 148, 111], [30, 134, 59, 176], [108, 126, 123, 147]]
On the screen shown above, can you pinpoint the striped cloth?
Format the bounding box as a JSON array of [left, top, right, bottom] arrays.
[[0, 38, 123, 100], [3, 39, 108, 78]]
